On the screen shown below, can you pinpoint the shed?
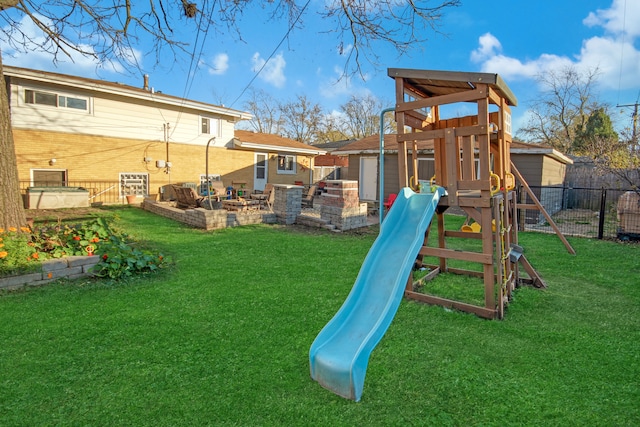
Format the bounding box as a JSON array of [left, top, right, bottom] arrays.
[[333, 136, 572, 207]]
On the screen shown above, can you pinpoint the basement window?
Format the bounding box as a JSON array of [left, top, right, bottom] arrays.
[[120, 173, 149, 197]]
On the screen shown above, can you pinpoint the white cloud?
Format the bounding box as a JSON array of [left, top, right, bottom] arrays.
[[470, 2, 640, 91], [319, 66, 353, 98], [1, 13, 138, 76], [318, 65, 373, 100], [583, 0, 640, 38], [470, 33, 502, 62], [471, 32, 573, 80], [251, 52, 286, 88], [208, 53, 229, 75]]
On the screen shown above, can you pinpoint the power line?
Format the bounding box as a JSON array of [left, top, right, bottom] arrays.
[[227, 0, 312, 110], [616, 0, 627, 106]]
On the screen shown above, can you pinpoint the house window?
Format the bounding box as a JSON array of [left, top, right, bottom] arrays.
[[277, 154, 296, 174], [59, 95, 87, 110], [201, 117, 210, 134], [120, 173, 148, 197], [201, 117, 220, 136], [24, 89, 89, 111]]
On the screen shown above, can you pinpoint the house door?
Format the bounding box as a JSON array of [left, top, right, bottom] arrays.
[[254, 153, 268, 192], [359, 157, 378, 201]]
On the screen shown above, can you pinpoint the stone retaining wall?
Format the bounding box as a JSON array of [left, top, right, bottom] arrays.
[[0, 256, 100, 291], [142, 183, 369, 232], [142, 200, 277, 230]]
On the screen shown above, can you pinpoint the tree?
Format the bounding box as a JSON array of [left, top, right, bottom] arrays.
[[0, 0, 460, 228], [0, 52, 24, 229], [315, 94, 396, 144], [518, 66, 605, 154], [242, 89, 284, 135], [574, 107, 619, 156], [585, 113, 640, 191], [339, 93, 386, 139], [279, 94, 324, 144], [315, 113, 350, 144]]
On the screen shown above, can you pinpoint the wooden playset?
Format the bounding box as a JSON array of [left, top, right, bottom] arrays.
[[388, 68, 573, 319]]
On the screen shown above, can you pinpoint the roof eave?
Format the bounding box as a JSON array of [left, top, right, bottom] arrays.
[[235, 140, 326, 155], [4, 66, 251, 120], [511, 148, 573, 164]]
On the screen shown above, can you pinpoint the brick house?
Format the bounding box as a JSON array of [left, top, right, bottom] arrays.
[[4, 66, 324, 205]]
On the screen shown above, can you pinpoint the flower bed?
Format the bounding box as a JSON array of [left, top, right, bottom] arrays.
[[0, 218, 169, 283]]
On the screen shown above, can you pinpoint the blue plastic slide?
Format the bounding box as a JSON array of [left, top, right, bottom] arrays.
[[309, 186, 444, 401]]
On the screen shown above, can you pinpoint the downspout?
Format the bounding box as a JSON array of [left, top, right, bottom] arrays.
[[206, 137, 216, 207], [379, 107, 394, 226]]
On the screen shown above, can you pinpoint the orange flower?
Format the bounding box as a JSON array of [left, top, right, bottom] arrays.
[[91, 237, 100, 243], [0, 243, 4, 248], [20, 226, 31, 233], [8, 227, 17, 232], [31, 252, 39, 259], [0, 228, 4, 233], [73, 236, 81, 241], [0, 251, 8, 259], [47, 272, 53, 279]]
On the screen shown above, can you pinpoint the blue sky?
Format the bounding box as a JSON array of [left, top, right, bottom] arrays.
[[2, 0, 639, 136]]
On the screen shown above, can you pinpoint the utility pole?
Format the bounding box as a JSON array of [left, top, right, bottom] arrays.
[[617, 101, 639, 154]]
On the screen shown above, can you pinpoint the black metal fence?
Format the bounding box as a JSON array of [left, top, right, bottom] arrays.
[[517, 185, 640, 241], [20, 180, 126, 207], [17, 180, 640, 241]]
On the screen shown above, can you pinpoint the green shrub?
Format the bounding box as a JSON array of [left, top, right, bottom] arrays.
[[0, 218, 168, 280], [92, 233, 169, 280], [0, 226, 38, 276]]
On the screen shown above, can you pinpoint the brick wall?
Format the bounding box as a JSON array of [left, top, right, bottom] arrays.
[[14, 129, 315, 198], [319, 180, 368, 230]]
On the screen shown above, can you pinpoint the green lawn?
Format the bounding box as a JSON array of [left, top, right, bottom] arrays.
[[1, 207, 638, 426]]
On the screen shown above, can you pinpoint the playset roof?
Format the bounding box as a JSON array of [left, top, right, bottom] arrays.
[[387, 68, 518, 107]]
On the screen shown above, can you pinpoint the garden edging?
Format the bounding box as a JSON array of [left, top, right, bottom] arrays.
[[0, 256, 100, 291]]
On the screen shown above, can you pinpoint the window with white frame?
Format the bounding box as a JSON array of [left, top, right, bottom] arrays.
[[200, 117, 220, 136], [24, 89, 89, 111], [120, 173, 148, 197], [277, 154, 296, 174]]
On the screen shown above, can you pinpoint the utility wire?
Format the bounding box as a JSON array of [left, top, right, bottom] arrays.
[[227, 0, 312, 110], [616, 0, 627, 106]]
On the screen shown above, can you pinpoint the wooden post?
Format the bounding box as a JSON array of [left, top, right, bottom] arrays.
[[511, 162, 576, 255], [395, 77, 409, 189]]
